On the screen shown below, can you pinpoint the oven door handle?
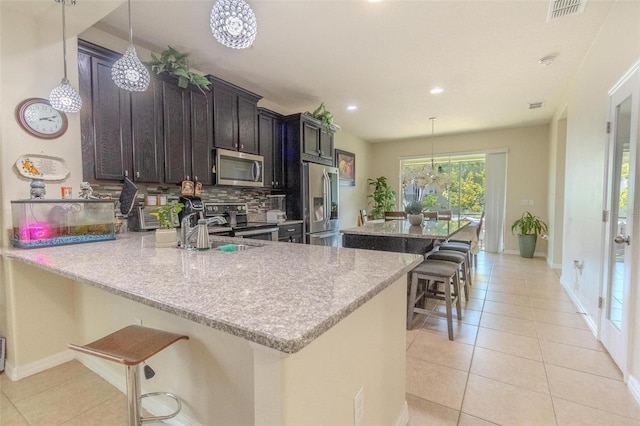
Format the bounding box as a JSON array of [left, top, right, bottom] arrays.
[[235, 228, 278, 237]]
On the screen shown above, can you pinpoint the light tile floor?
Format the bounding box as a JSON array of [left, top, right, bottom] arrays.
[[1, 253, 639, 425], [407, 252, 640, 425]]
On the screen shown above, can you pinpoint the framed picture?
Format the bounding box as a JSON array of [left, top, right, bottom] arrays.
[[335, 149, 356, 186]]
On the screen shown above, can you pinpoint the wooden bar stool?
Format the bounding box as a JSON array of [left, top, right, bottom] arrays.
[[407, 260, 462, 340], [69, 325, 189, 426], [426, 249, 471, 300]]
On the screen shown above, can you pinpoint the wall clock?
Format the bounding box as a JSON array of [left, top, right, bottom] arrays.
[[15, 98, 68, 139]]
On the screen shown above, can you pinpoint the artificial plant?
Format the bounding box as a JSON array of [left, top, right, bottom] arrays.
[[367, 176, 396, 219], [146, 46, 211, 92], [305, 103, 340, 135]]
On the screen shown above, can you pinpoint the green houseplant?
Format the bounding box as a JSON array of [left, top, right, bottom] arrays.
[[405, 200, 424, 226], [305, 103, 340, 135], [146, 46, 211, 93], [511, 211, 548, 258], [367, 176, 396, 220], [151, 201, 183, 248]]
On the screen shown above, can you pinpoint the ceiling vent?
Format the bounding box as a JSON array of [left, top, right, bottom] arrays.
[[547, 0, 587, 21], [529, 102, 545, 109]]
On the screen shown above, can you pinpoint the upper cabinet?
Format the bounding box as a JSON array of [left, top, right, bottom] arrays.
[[208, 75, 261, 155], [79, 40, 212, 185], [284, 113, 334, 166], [258, 108, 284, 189]]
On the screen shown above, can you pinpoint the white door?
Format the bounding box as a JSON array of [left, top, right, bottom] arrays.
[[601, 63, 639, 375]]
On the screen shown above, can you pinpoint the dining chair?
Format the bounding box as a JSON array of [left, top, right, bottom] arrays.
[[358, 209, 368, 226], [437, 209, 452, 221], [423, 211, 438, 221], [384, 211, 407, 221]]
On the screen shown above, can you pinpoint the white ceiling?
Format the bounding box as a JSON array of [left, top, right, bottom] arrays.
[[14, 0, 617, 142]]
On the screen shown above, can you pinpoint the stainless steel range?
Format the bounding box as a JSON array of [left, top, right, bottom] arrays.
[[204, 203, 279, 241]]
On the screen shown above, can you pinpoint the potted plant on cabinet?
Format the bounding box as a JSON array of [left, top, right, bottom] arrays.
[[151, 201, 183, 248], [511, 211, 548, 258], [405, 201, 424, 226], [367, 176, 396, 220]]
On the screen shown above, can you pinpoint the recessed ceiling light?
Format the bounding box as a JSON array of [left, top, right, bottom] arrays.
[[430, 87, 444, 94], [347, 105, 358, 111], [368, 0, 383, 3]]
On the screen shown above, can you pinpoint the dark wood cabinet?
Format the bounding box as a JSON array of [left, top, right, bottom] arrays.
[[258, 108, 284, 189], [209, 75, 261, 155], [79, 40, 212, 185], [278, 223, 303, 243], [286, 113, 334, 166], [79, 41, 134, 182]]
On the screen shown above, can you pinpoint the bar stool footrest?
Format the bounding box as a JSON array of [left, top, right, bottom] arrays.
[[140, 392, 182, 424]]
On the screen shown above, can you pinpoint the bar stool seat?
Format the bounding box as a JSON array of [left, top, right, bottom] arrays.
[[407, 259, 462, 340], [439, 241, 473, 276], [69, 325, 189, 426], [426, 249, 471, 300]]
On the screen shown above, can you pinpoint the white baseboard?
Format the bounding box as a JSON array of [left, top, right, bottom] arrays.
[[559, 276, 598, 335], [4, 350, 75, 381], [628, 375, 640, 405], [502, 249, 547, 258], [77, 353, 196, 426], [394, 400, 409, 426]]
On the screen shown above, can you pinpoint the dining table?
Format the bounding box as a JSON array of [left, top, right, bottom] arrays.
[[341, 218, 470, 255]]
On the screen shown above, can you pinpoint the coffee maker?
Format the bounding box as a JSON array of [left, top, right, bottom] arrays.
[[178, 196, 204, 228]]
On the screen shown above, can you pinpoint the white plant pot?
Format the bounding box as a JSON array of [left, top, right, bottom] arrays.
[[407, 214, 424, 226], [155, 228, 178, 248]]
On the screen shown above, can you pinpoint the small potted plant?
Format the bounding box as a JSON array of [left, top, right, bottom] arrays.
[[511, 211, 548, 258], [405, 201, 424, 226], [151, 201, 183, 247]]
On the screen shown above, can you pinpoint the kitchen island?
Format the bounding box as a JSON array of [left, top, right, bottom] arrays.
[[342, 219, 469, 254], [1, 234, 422, 425]]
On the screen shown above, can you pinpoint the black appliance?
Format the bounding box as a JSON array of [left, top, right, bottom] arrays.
[[204, 203, 279, 241], [178, 196, 204, 228]]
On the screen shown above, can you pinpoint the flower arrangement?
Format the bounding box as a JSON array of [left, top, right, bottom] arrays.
[[151, 201, 184, 229]]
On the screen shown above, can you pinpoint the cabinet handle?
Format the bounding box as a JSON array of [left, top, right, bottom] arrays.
[[194, 176, 198, 181], [287, 228, 295, 232], [136, 171, 140, 178], [241, 144, 244, 150], [124, 170, 129, 177]]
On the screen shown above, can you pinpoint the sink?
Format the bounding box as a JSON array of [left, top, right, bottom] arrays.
[[210, 242, 256, 252]]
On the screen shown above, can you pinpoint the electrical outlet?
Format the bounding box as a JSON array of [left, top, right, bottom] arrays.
[[133, 317, 142, 326], [354, 387, 364, 426]]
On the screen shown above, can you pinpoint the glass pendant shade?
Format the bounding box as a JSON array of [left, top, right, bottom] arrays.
[[210, 0, 257, 49], [112, 0, 149, 92], [112, 45, 150, 91], [49, 78, 82, 113], [49, 0, 82, 113]]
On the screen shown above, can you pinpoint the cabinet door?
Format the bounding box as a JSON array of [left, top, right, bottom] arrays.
[[212, 84, 238, 151], [272, 117, 284, 189], [319, 128, 334, 163], [238, 96, 258, 154], [258, 113, 274, 188], [302, 121, 320, 157], [130, 76, 163, 182], [162, 80, 191, 184], [190, 88, 213, 184], [87, 55, 132, 181]]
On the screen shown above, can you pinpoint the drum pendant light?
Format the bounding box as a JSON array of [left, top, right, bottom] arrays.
[[111, 0, 150, 91], [49, 0, 82, 113]]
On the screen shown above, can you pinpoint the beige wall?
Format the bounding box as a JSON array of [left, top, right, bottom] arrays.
[[553, 0, 640, 385], [334, 132, 373, 230], [369, 124, 550, 254]]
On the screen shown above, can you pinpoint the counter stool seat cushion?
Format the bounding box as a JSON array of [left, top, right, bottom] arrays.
[[426, 250, 471, 299], [440, 241, 471, 252]]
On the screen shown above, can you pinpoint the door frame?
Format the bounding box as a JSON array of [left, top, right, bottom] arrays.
[[599, 60, 640, 379]]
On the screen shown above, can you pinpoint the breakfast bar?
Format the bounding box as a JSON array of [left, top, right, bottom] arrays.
[[342, 219, 470, 254], [2, 234, 422, 425]]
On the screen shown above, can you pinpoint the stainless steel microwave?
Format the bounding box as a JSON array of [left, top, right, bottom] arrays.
[[214, 148, 264, 187]]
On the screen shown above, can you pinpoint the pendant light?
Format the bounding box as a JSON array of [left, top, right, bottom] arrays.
[[111, 0, 150, 91], [430, 117, 445, 174], [49, 0, 82, 113], [210, 0, 257, 49]]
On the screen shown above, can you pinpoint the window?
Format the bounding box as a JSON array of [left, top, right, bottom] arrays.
[[400, 154, 485, 221]]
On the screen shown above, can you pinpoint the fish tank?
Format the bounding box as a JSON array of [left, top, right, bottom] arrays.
[[11, 199, 115, 248]]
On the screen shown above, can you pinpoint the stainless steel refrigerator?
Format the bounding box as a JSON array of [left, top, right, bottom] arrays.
[[302, 162, 340, 246]]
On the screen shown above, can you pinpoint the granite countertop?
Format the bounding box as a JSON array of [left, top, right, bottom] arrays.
[[2, 234, 421, 354], [341, 219, 470, 239]]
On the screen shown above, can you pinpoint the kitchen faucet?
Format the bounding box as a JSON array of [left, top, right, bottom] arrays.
[[179, 213, 227, 249]]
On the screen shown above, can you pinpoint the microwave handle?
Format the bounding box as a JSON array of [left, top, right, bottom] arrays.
[[252, 161, 261, 182]]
